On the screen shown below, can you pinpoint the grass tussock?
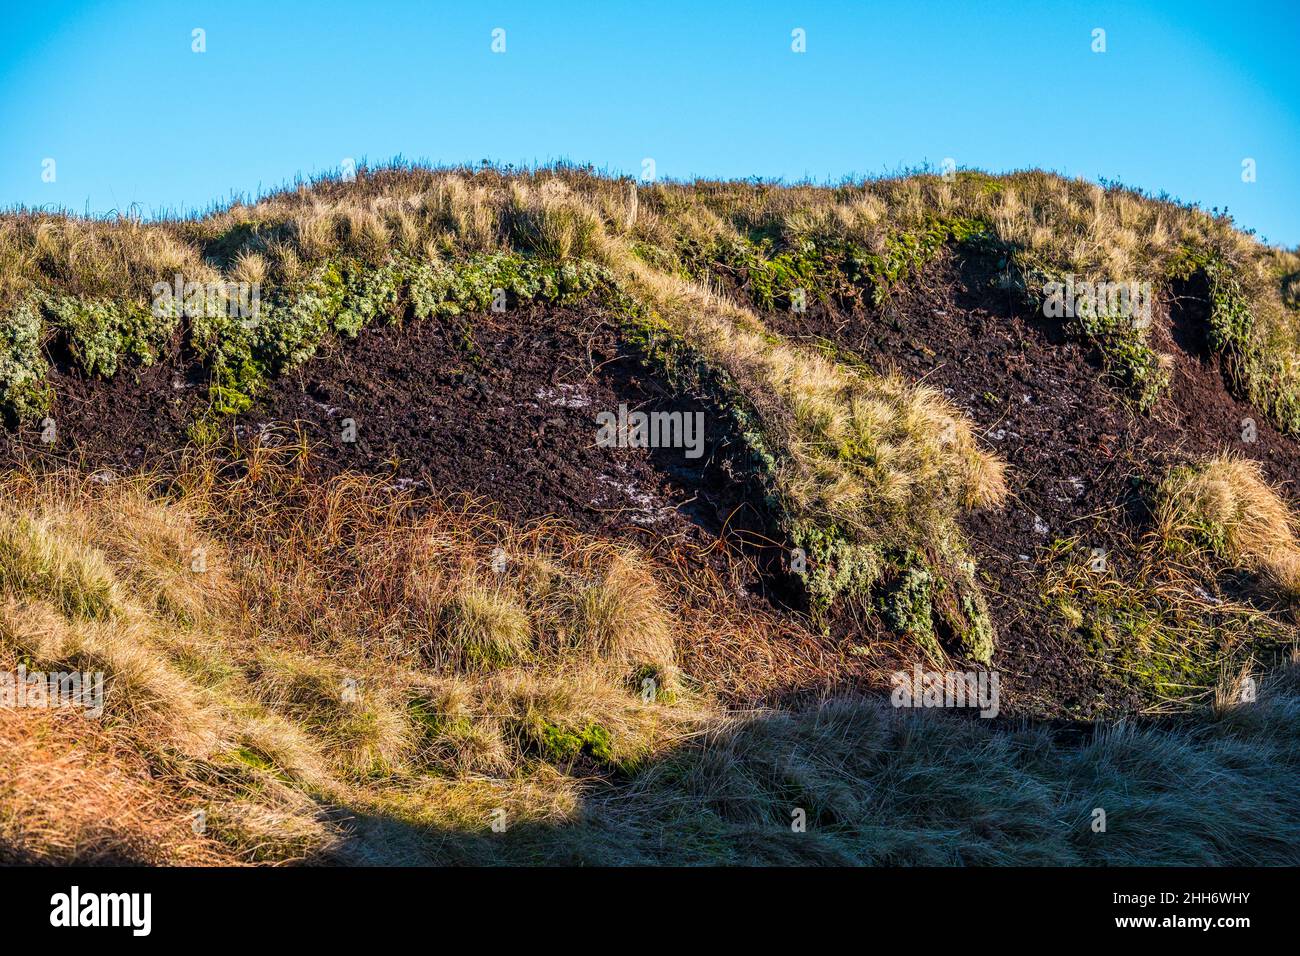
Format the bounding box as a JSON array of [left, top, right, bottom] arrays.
[[431, 586, 533, 669], [1157, 455, 1300, 595]]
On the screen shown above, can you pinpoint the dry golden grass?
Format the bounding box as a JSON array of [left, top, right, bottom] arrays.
[[1, 448, 1297, 864], [430, 585, 534, 669], [1157, 455, 1300, 595], [4, 163, 1289, 310], [0, 449, 726, 862], [0, 701, 234, 865]]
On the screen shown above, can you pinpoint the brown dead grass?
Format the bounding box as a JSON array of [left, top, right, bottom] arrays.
[[0, 446, 767, 861], [0, 701, 233, 865]]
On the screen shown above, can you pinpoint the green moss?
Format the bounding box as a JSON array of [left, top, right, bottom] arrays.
[[335, 258, 406, 337], [883, 564, 940, 654], [406, 696, 441, 736], [245, 262, 346, 375], [851, 216, 991, 302], [409, 254, 606, 321], [871, 547, 996, 664], [1089, 596, 1231, 702], [743, 240, 824, 311], [952, 573, 996, 665], [792, 521, 884, 621], [534, 720, 642, 774], [1074, 307, 1168, 412]]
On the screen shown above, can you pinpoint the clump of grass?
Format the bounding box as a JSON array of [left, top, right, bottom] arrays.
[[558, 551, 676, 679], [1157, 455, 1300, 596], [432, 585, 533, 669], [507, 182, 601, 261], [0, 510, 119, 620], [1042, 535, 1295, 713], [488, 669, 680, 778], [83, 485, 230, 628]]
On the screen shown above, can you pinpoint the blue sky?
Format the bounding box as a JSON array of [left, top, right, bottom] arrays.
[[1, 0, 1297, 245]]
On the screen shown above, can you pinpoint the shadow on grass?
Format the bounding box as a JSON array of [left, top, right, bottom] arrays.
[[315, 672, 1300, 866]]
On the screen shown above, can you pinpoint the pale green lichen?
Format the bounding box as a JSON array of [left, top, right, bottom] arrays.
[[45, 294, 176, 379], [792, 521, 884, 620], [0, 297, 50, 423]]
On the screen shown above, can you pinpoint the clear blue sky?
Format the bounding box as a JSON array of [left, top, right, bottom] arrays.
[[2, 0, 1296, 245]]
